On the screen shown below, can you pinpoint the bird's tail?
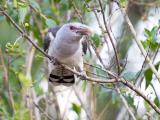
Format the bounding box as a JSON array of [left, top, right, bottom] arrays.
[[49, 65, 75, 86]]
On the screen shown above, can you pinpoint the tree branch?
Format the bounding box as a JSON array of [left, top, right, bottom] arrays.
[[0, 48, 15, 113], [115, 86, 136, 120], [97, 0, 121, 74], [121, 78, 160, 114], [0, 8, 51, 60]]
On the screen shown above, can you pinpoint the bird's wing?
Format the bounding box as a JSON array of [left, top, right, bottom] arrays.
[[82, 37, 88, 55], [43, 26, 61, 52]]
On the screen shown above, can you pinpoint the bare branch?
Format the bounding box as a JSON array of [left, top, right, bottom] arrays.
[[115, 2, 160, 83], [115, 86, 136, 120], [73, 86, 92, 120], [0, 48, 15, 113], [121, 78, 160, 114], [33, 102, 53, 120], [97, 0, 121, 74]]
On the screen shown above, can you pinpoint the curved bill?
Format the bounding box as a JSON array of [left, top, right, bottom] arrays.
[[76, 25, 93, 35]]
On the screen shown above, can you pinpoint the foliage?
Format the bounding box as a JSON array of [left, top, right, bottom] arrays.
[[91, 33, 101, 48], [142, 26, 160, 51], [0, 0, 160, 120], [71, 103, 81, 119]]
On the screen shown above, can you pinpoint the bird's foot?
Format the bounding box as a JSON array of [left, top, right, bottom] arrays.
[[79, 71, 87, 80], [50, 57, 60, 65]]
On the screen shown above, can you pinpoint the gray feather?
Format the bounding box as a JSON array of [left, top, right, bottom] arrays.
[[82, 39, 88, 54], [44, 26, 61, 52]]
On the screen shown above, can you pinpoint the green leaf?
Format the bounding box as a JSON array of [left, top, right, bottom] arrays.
[[91, 33, 101, 48], [151, 26, 159, 43], [141, 40, 149, 49], [85, 0, 91, 3], [28, 0, 41, 11], [155, 62, 160, 70], [143, 27, 160, 51], [122, 71, 143, 80], [112, 91, 116, 104], [126, 95, 134, 105], [6, 42, 13, 49], [60, 0, 69, 7], [151, 26, 158, 37], [120, 0, 127, 7], [124, 94, 136, 110], [145, 68, 153, 89], [72, 103, 81, 116], [45, 19, 56, 28], [144, 28, 152, 38], [17, 2, 28, 7], [82, 80, 87, 92], [154, 97, 160, 107], [145, 62, 160, 89], [144, 27, 159, 42], [18, 6, 28, 23], [95, 66, 107, 79], [54, 0, 61, 3], [123, 71, 136, 80], [18, 72, 31, 87], [13, 0, 18, 8], [0, 16, 5, 21], [34, 84, 43, 96]]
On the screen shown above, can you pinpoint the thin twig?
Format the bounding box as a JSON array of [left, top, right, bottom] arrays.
[[71, 0, 84, 23], [0, 49, 15, 113], [33, 102, 53, 120], [135, 43, 151, 85], [116, 2, 160, 83], [0, 8, 51, 59], [61, 88, 73, 120], [20, 0, 47, 20], [97, 0, 121, 74], [49, 84, 62, 120], [73, 86, 92, 120], [96, 100, 111, 120], [115, 86, 136, 120], [84, 1, 113, 69], [121, 78, 160, 114]]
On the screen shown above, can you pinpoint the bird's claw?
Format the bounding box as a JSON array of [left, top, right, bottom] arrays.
[[50, 57, 59, 65], [79, 71, 86, 80]]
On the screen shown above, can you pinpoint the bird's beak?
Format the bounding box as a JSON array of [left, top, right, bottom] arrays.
[[76, 26, 92, 35]]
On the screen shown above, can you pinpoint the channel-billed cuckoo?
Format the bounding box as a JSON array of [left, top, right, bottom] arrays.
[[44, 23, 92, 86]]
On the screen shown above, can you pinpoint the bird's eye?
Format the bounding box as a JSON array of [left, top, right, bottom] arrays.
[[69, 26, 77, 31]]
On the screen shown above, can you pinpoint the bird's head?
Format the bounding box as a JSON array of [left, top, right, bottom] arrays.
[[56, 22, 92, 42]]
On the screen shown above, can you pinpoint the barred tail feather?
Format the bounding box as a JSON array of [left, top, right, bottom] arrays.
[[49, 65, 75, 86]]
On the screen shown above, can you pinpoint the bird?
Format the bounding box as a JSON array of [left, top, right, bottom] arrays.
[[44, 22, 92, 86]]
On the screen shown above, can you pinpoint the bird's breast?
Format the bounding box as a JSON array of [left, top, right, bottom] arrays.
[[59, 48, 83, 66], [51, 41, 82, 66], [55, 42, 79, 57]]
